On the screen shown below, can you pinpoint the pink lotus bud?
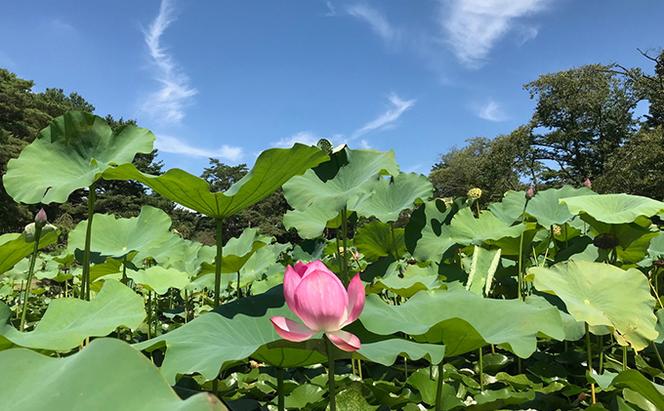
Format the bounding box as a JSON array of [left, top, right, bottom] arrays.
[[583, 178, 592, 189], [526, 186, 535, 199], [270, 260, 365, 352], [35, 208, 48, 227]]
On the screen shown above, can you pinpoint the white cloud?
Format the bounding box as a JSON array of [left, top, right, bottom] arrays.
[[346, 3, 399, 45], [142, 0, 197, 124], [440, 0, 548, 67], [352, 93, 415, 138], [273, 131, 323, 148], [50, 18, 75, 32], [477, 99, 507, 122], [324, 1, 337, 16], [156, 134, 243, 162]]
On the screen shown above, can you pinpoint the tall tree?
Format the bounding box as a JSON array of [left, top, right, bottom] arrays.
[[525, 64, 638, 185]]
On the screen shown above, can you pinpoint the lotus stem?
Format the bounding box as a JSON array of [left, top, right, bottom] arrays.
[[622, 345, 627, 371], [146, 291, 152, 339], [326, 337, 337, 411], [236, 271, 241, 299], [81, 184, 97, 300], [478, 347, 484, 392], [341, 207, 349, 283], [19, 223, 43, 331], [214, 218, 224, 308], [585, 323, 596, 404], [277, 367, 285, 411], [652, 341, 664, 370], [435, 361, 444, 411], [121, 256, 128, 285]]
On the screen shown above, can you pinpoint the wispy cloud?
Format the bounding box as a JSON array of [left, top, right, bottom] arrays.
[[273, 131, 323, 148], [50, 18, 76, 33], [156, 134, 243, 162], [352, 93, 416, 138], [142, 0, 197, 124], [324, 1, 337, 16], [477, 99, 507, 122], [346, 3, 399, 45], [440, 0, 549, 67]]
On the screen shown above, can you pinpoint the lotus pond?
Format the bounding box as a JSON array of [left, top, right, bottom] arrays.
[[1, 111, 664, 410]]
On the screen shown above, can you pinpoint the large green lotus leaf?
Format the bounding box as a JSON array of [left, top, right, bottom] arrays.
[[488, 190, 527, 225], [595, 370, 664, 410], [129, 266, 190, 295], [134, 287, 292, 383], [368, 263, 442, 298], [0, 280, 145, 351], [105, 144, 327, 218], [360, 286, 564, 358], [200, 227, 271, 274], [465, 246, 501, 296], [191, 243, 289, 292], [5, 255, 61, 281], [3, 111, 155, 204], [527, 185, 595, 227], [68, 206, 173, 260], [253, 339, 326, 368], [530, 261, 658, 351], [561, 194, 664, 225], [405, 199, 456, 262], [153, 236, 215, 276], [446, 208, 526, 247], [354, 221, 405, 262], [349, 172, 433, 223], [0, 230, 59, 274], [358, 338, 445, 366], [640, 232, 664, 267], [283, 149, 399, 238], [0, 338, 226, 411]]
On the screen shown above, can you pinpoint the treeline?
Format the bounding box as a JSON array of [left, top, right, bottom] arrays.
[[431, 49, 664, 204], [1, 49, 663, 239]]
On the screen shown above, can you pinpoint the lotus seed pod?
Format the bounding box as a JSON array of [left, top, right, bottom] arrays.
[[583, 178, 592, 189], [552, 225, 562, 236], [526, 186, 535, 199], [35, 208, 48, 227], [467, 187, 482, 200]]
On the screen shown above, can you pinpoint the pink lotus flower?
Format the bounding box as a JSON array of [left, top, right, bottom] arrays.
[[270, 260, 365, 352], [583, 177, 592, 189]]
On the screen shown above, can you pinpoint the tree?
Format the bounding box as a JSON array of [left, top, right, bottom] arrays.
[[429, 129, 532, 204], [525, 64, 638, 185]]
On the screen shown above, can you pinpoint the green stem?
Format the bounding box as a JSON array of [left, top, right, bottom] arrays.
[[585, 323, 596, 404], [517, 204, 528, 301], [277, 367, 285, 411], [236, 271, 241, 299], [622, 345, 628, 371], [19, 224, 42, 331], [652, 341, 664, 370], [478, 347, 484, 392], [81, 184, 97, 301], [598, 335, 604, 374], [326, 337, 336, 411], [214, 218, 224, 308], [341, 207, 349, 283], [147, 291, 152, 339], [435, 362, 444, 411], [121, 256, 128, 285]]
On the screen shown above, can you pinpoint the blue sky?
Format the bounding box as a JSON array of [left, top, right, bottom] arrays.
[[1, 1, 662, 174]]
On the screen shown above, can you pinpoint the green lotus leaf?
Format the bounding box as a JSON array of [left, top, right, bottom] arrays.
[[283, 384, 325, 410], [369, 263, 442, 298], [358, 338, 445, 366], [152, 236, 215, 276], [3, 111, 155, 204], [530, 261, 658, 351], [447, 208, 526, 247], [68, 206, 173, 260], [360, 286, 564, 358], [0, 338, 226, 411], [488, 190, 527, 225], [104, 144, 327, 218], [349, 172, 433, 223], [0, 230, 59, 275], [406, 367, 465, 408], [354, 221, 405, 262], [405, 199, 456, 262], [283, 149, 399, 238], [640, 232, 664, 267], [134, 287, 291, 383], [200, 227, 271, 274], [561, 194, 664, 225], [465, 246, 501, 296], [129, 266, 190, 295], [591, 370, 664, 410], [0, 280, 145, 351], [527, 185, 595, 227]]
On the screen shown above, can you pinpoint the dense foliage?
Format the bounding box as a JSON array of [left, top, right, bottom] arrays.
[[0, 109, 663, 410]]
